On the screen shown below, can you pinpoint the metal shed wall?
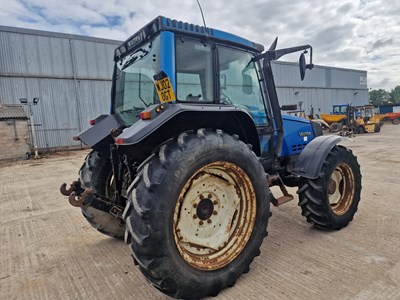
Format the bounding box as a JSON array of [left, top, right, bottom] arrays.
[[272, 61, 368, 115], [0, 26, 368, 150], [0, 26, 119, 149]]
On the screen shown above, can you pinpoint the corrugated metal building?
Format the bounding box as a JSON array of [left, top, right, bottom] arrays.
[[273, 61, 368, 116], [0, 26, 368, 150], [0, 26, 119, 150]]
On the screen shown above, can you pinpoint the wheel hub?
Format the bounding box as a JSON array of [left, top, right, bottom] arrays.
[[196, 198, 214, 220], [328, 179, 337, 195]]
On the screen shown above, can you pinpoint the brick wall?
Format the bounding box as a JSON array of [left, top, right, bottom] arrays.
[[0, 119, 30, 160]]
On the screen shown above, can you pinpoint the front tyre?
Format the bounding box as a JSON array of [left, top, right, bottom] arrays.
[[355, 125, 365, 134], [374, 124, 381, 133], [297, 145, 361, 230], [123, 129, 270, 299]]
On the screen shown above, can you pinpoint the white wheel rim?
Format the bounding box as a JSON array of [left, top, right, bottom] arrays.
[[328, 168, 343, 205], [327, 163, 355, 216], [173, 161, 256, 270]]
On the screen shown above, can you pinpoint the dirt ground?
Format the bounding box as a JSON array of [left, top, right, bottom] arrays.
[[1, 125, 400, 300]]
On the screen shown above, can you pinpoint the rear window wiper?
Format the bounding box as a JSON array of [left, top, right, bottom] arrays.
[[121, 44, 151, 70], [119, 107, 145, 114]]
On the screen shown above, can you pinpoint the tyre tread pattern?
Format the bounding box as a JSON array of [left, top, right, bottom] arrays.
[[123, 129, 269, 299], [297, 146, 362, 230], [79, 151, 125, 239]]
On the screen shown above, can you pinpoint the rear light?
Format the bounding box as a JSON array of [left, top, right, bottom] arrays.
[[89, 119, 96, 125], [73, 136, 80, 141], [140, 111, 151, 120], [115, 138, 125, 144]]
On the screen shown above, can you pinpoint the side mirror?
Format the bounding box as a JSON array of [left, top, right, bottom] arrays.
[[299, 53, 306, 81], [242, 74, 253, 95], [281, 104, 298, 111]]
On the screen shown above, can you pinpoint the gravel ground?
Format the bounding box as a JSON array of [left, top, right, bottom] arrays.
[[1, 125, 400, 300]]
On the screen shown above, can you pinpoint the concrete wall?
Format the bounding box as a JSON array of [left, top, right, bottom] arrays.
[[0, 119, 30, 160]]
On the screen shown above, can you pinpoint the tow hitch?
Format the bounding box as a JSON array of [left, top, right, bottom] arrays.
[[60, 180, 125, 219]]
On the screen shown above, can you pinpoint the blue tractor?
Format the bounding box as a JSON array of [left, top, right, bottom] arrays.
[[61, 16, 362, 299]]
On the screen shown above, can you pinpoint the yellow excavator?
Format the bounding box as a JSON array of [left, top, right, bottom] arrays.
[[321, 104, 381, 133]]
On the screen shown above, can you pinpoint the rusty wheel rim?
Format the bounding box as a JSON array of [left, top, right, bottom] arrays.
[[328, 163, 355, 216], [173, 161, 257, 270]]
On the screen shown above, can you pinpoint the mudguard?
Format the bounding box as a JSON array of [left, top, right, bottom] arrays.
[[292, 135, 351, 179], [78, 114, 121, 152], [115, 103, 261, 155]]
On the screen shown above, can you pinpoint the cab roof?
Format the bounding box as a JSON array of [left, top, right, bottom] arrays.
[[114, 16, 264, 60]]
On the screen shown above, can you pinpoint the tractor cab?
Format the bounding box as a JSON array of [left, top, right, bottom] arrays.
[[112, 16, 267, 128], [111, 16, 318, 161]]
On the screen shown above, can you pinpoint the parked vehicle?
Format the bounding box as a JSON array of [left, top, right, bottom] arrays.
[[321, 104, 381, 133], [355, 105, 387, 128], [320, 104, 349, 132], [387, 112, 400, 124]]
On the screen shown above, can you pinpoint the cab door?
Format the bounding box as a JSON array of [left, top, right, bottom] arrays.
[[217, 46, 273, 161]]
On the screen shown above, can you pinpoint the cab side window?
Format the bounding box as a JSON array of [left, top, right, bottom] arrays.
[[175, 38, 213, 102], [218, 46, 268, 125]]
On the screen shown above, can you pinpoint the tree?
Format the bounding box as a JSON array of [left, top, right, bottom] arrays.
[[369, 89, 389, 105], [389, 86, 400, 104]]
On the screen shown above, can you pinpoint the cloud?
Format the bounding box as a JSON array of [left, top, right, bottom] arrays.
[[0, 0, 399, 90], [371, 38, 393, 51]]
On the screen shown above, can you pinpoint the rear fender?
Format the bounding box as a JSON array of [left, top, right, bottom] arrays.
[[78, 114, 121, 154], [292, 135, 351, 179], [116, 104, 260, 162]]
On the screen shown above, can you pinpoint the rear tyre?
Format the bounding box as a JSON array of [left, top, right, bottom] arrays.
[[297, 145, 361, 230], [79, 151, 125, 239], [123, 129, 270, 299], [392, 118, 400, 125], [374, 124, 381, 133], [355, 126, 365, 134]]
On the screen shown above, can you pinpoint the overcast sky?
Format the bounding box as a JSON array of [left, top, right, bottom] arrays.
[[1, 0, 399, 90]]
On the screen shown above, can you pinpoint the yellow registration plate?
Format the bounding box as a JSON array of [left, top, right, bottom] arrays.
[[155, 76, 176, 103]]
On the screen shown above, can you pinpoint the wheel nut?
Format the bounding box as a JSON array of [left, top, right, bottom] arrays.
[[176, 228, 181, 232], [213, 200, 218, 205], [208, 194, 212, 198], [200, 194, 204, 199], [213, 211, 218, 215], [193, 203, 198, 208], [193, 214, 198, 219], [199, 221, 204, 225], [207, 219, 212, 224], [179, 236, 183, 240]]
